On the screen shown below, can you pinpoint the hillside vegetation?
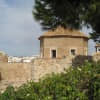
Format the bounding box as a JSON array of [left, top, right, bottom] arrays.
[[0, 61, 100, 100]]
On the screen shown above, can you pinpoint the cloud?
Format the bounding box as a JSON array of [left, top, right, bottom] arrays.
[[0, 0, 95, 56], [0, 0, 8, 8], [0, 0, 43, 56]]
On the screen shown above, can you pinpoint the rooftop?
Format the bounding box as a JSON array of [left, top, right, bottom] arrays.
[[39, 26, 89, 39]]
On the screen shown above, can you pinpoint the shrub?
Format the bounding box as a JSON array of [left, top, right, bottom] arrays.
[[0, 62, 100, 100]]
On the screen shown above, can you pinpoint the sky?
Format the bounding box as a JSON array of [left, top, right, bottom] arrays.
[[0, 0, 95, 56]]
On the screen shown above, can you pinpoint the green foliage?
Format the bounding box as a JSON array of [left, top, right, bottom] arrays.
[[0, 86, 16, 100], [33, 0, 90, 30], [84, 0, 100, 43], [0, 62, 100, 100], [33, 0, 100, 42]]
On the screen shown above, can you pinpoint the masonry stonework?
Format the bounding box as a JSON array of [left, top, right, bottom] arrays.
[[32, 58, 72, 81], [0, 63, 32, 91], [0, 52, 8, 63], [0, 58, 72, 92], [39, 27, 89, 59], [41, 37, 88, 58], [0, 55, 100, 92], [93, 52, 100, 62]]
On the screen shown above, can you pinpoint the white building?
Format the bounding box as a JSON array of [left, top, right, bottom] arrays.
[[8, 55, 39, 63], [8, 56, 22, 63]]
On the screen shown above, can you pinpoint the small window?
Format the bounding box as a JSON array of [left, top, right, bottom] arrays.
[[51, 50, 56, 58], [71, 49, 76, 56]]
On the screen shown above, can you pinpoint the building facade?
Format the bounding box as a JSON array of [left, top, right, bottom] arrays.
[[39, 27, 89, 59], [95, 43, 100, 53]]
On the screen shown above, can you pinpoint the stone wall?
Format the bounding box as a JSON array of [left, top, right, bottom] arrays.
[[40, 37, 88, 58], [93, 52, 100, 62], [32, 58, 72, 81], [0, 63, 32, 91], [0, 58, 72, 92], [0, 54, 100, 92], [0, 53, 8, 62], [1, 54, 100, 92]]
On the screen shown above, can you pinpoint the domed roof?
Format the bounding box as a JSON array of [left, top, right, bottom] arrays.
[[39, 26, 89, 40]]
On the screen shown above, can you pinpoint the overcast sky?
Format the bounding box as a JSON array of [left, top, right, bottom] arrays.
[[0, 0, 95, 56]]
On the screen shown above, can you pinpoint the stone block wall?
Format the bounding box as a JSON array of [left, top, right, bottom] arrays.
[[0, 63, 32, 91], [0, 55, 8, 62], [32, 58, 72, 81], [93, 52, 100, 62], [40, 37, 88, 58], [0, 58, 72, 91]]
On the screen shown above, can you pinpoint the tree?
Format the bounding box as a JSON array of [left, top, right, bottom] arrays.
[[85, 0, 100, 43], [33, 0, 91, 30], [33, 0, 100, 42]]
